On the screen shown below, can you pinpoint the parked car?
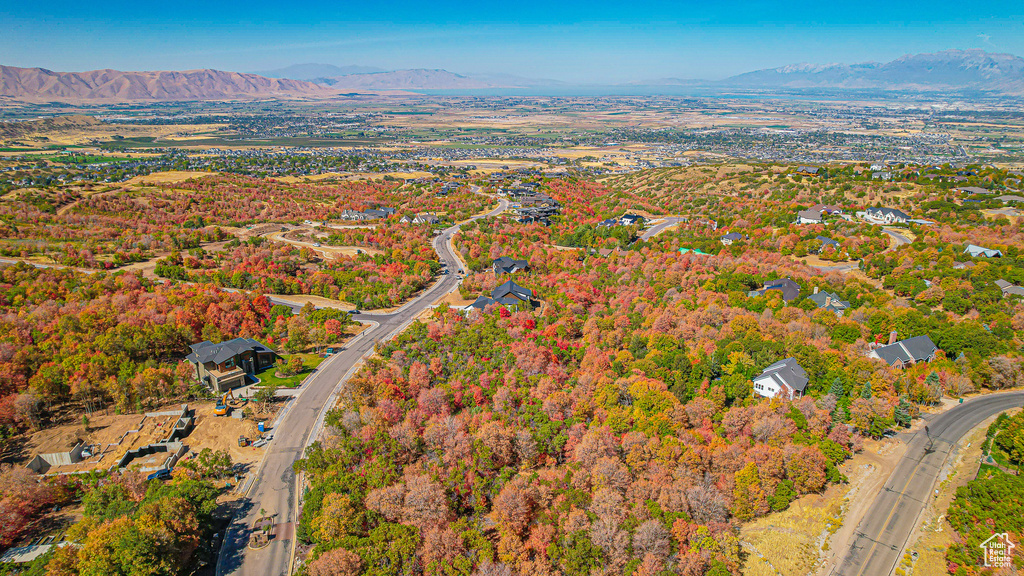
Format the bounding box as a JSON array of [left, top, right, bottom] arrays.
[[147, 469, 172, 481]]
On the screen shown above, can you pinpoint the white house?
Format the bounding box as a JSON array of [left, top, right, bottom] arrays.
[[964, 244, 1002, 258], [752, 358, 809, 400], [862, 207, 909, 225]]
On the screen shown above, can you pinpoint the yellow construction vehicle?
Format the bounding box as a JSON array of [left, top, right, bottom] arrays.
[[214, 389, 247, 417], [214, 393, 229, 416]]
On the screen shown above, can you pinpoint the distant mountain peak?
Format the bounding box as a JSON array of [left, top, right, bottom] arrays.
[[255, 63, 386, 81], [725, 49, 1024, 93]]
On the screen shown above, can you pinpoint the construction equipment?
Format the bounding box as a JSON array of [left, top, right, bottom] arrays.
[[214, 393, 229, 416], [214, 389, 247, 416], [238, 435, 250, 448]]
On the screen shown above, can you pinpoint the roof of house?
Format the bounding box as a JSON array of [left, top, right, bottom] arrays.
[[995, 279, 1024, 297], [492, 280, 533, 302], [759, 278, 800, 302], [796, 166, 819, 174], [755, 357, 809, 393], [815, 235, 841, 246], [964, 244, 1003, 258], [808, 290, 851, 311], [956, 186, 992, 194], [810, 204, 842, 214], [493, 256, 529, 274], [867, 207, 910, 219], [186, 338, 271, 365], [872, 335, 938, 366], [797, 209, 823, 221], [997, 195, 1024, 203], [721, 232, 743, 241]]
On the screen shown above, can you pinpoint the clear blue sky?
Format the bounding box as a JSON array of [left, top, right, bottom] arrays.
[[3, 0, 1022, 82]]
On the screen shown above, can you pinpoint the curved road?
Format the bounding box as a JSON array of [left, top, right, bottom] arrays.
[[217, 197, 506, 576], [833, 390, 1024, 576], [881, 228, 911, 253], [639, 216, 687, 241]]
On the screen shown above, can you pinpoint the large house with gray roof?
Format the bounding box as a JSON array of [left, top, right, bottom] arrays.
[[470, 280, 535, 311], [493, 256, 529, 275], [752, 358, 809, 400], [867, 335, 938, 369], [808, 288, 851, 316], [749, 277, 801, 302], [186, 338, 278, 392]]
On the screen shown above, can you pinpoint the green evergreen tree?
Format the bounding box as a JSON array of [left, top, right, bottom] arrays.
[[861, 380, 873, 399], [894, 395, 912, 428], [829, 377, 845, 399]]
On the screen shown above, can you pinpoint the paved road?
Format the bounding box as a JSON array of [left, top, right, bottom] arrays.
[[833, 391, 1024, 576], [881, 228, 911, 253], [218, 197, 507, 576], [639, 216, 687, 241]]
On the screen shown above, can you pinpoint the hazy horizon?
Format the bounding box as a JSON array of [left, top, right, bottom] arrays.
[[4, 0, 1024, 83]]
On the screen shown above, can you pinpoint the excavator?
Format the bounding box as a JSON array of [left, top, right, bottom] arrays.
[[213, 389, 247, 416]]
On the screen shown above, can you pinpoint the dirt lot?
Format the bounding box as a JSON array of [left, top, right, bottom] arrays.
[[182, 403, 278, 468], [16, 400, 278, 474]]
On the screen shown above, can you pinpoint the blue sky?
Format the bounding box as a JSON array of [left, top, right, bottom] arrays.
[[3, 0, 1023, 82]]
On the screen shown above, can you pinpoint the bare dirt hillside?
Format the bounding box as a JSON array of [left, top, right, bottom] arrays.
[[0, 65, 337, 101]]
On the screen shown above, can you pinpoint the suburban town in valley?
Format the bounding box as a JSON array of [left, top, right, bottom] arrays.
[[2, 3, 1024, 576]]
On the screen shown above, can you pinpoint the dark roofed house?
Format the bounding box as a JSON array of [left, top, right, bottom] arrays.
[[186, 338, 278, 392], [868, 335, 938, 369], [493, 256, 529, 275], [492, 280, 533, 304], [808, 288, 851, 316], [815, 236, 841, 252], [796, 166, 820, 176], [620, 214, 646, 226], [752, 358, 809, 400], [750, 278, 800, 302], [472, 281, 535, 312], [721, 232, 744, 245]]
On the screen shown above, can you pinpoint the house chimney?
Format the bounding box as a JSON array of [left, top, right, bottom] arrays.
[[888, 331, 898, 345], [813, 286, 819, 294], [825, 296, 832, 307]]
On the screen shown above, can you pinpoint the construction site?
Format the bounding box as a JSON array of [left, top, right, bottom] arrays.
[[17, 397, 278, 475]]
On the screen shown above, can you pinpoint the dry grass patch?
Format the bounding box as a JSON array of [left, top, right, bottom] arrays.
[[126, 170, 215, 185], [741, 487, 844, 576]]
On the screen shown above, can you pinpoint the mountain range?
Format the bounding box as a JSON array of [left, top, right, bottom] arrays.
[[0, 66, 332, 101], [1, 50, 1021, 101], [255, 63, 386, 80], [722, 50, 1024, 92]]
